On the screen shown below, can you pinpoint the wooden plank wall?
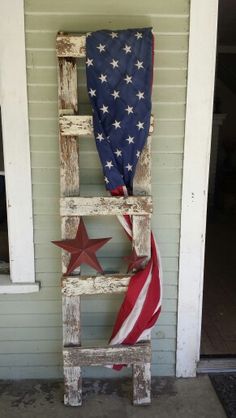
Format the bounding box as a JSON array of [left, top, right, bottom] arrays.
[[0, 0, 189, 379]]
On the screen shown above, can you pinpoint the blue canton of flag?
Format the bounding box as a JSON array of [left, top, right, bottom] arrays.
[[86, 28, 153, 193]]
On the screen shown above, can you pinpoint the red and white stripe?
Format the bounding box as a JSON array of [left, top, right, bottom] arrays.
[[108, 187, 163, 368]]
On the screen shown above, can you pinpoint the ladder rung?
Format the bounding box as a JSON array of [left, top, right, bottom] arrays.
[[56, 34, 86, 57], [62, 274, 132, 296], [60, 115, 93, 136], [59, 115, 154, 136], [60, 196, 152, 217], [63, 342, 151, 366]]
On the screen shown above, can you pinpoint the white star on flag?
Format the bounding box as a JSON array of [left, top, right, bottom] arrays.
[[135, 60, 144, 70], [115, 148, 122, 157], [99, 73, 107, 83], [111, 90, 120, 99], [104, 176, 109, 184], [88, 88, 96, 97], [105, 161, 114, 169], [96, 133, 104, 142], [135, 32, 143, 40], [126, 163, 133, 171], [125, 105, 134, 114], [136, 91, 144, 100], [97, 43, 106, 53], [123, 44, 132, 54], [100, 105, 109, 114], [86, 58, 93, 67], [136, 121, 144, 130], [110, 32, 118, 38], [124, 75, 132, 84], [112, 120, 121, 129], [110, 59, 119, 69], [136, 150, 141, 158], [86, 32, 92, 37], [125, 135, 134, 144]]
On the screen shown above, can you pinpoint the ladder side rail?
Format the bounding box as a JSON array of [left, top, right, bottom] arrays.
[[132, 128, 153, 405], [58, 52, 82, 407]]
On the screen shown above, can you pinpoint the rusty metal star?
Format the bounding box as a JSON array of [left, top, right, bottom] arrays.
[[52, 218, 111, 275]]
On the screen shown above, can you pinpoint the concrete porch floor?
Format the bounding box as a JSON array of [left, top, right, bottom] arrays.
[[0, 375, 226, 418]]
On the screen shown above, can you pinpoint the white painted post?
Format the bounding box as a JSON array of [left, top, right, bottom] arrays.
[[176, 0, 219, 377], [0, 0, 35, 285]]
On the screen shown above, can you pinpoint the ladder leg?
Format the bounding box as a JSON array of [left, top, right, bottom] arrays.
[[64, 366, 82, 406], [133, 362, 151, 405], [63, 295, 82, 406]]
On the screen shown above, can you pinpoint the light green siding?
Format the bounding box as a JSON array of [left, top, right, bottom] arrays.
[[0, 0, 189, 379]]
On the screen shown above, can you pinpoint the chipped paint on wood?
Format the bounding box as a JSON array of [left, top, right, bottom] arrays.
[[58, 54, 82, 406], [58, 58, 78, 114], [60, 196, 152, 217], [133, 136, 151, 196], [59, 115, 153, 137], [63, 295, 81, 346], [58, 59, 80, 273], [149, 115, 154, 133], [60, 136, 79, 197], [63, 342, 151, 366], [62, 296, 82, 406], [57, 33, 154, 405], [62, 274, 132, 296], [60, 115, 93, 136], [61, 217, 80, 275], [133, 136, 152, 258], [64, 366, 82, 406], [133, 215, 151, 258], [56, 34, 86, 58], [133, 363, 151, 405], [132, 114, 152, 403]]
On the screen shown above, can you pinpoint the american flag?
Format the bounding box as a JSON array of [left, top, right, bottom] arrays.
[[86, 28, 162, 365]]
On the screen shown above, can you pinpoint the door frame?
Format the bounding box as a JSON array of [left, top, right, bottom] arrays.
[[176, 0, 219, 377]]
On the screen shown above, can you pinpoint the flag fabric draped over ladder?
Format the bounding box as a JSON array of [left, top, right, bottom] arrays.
[[86, 28, 162, 367]]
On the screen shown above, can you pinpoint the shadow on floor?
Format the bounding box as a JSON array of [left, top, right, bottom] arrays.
[[0, 375, 227, 418]]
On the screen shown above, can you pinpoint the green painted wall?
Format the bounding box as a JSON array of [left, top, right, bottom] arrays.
[[0, 0, 189, 378]]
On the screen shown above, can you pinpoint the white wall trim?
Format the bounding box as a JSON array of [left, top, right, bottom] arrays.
[[0, 0, 37, 289], [176, 0, 219, 377], [0, 276, 39, 294]]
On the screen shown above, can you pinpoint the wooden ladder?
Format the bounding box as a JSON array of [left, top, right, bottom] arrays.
[[56, 32, 154, 406]]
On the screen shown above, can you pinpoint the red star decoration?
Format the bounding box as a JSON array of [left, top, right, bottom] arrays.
[[52, 218, 111, 275], [124, 248, 147, 273]]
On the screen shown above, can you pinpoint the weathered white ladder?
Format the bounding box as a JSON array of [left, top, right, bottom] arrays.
[[56, 32, 154, 406]]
